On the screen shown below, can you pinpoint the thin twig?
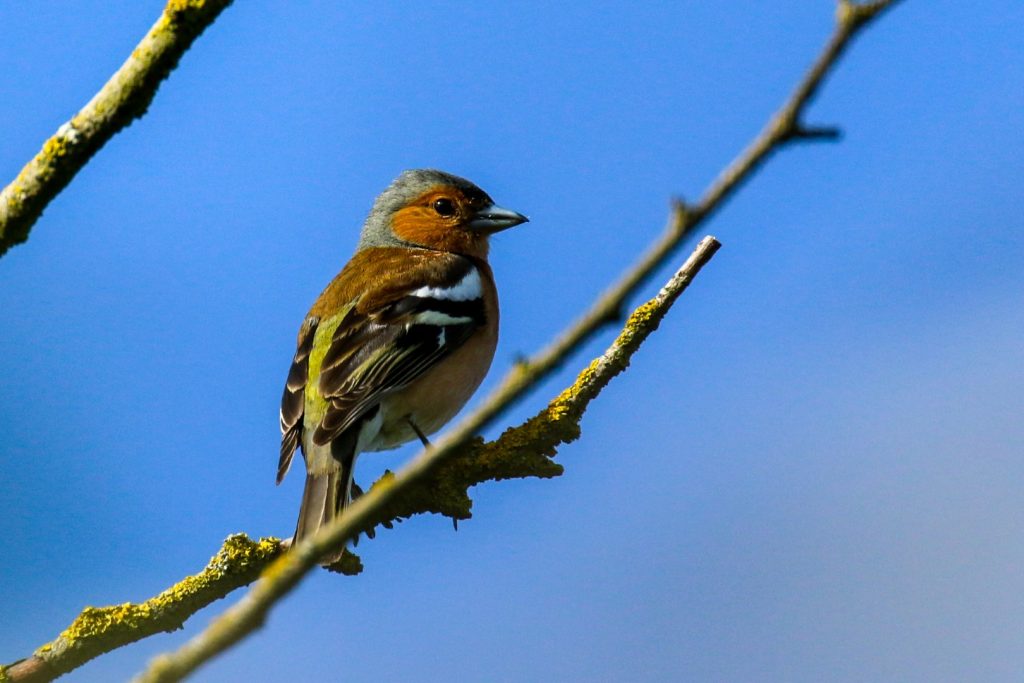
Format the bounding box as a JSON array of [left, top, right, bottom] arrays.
[[0, 0, 234, 258], [470, 0, 902, 417], [133, 237, 722, 683]]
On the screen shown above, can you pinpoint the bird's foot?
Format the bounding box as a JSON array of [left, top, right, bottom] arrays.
[[406, 416, 431, 447]]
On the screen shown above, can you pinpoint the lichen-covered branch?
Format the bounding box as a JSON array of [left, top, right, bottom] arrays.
[[1, 237, 717, 683], [124, 5, 901, 676], [0, 0, 234, 258], [467, 0, 902, 425], [0, 429, 567, 683], [133, 236, 721, 683], [0, 536, 280, 683], [2, 2, 903, 680]]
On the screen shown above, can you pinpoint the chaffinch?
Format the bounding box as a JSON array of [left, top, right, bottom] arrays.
[[278, 169, 528, 546]]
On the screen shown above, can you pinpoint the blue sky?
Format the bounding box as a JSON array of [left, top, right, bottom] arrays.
[[2, 2, 1023, 681]]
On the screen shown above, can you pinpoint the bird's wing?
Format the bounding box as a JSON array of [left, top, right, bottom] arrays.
[[278, 315, 319, 483], [311, 256, 487, 447]]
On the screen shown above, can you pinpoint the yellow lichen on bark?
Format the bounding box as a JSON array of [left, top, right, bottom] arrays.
[[30, 535, 281, 674]]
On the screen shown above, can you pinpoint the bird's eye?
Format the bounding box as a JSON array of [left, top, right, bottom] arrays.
[[433, 198, 456, 217]]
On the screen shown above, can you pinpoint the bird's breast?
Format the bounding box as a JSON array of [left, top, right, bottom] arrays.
[[369, 316, 498, 451]]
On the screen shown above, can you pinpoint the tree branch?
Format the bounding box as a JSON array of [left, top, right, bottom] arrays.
[[134, 236, 722, 682], [1, 418, 571, 683], [0, 0, 234, 258], [1, 2, 903, 680], [0, 536, 280, 683]]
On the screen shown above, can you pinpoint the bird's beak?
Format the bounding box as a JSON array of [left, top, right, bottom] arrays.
[[467, 203, 529, 234]]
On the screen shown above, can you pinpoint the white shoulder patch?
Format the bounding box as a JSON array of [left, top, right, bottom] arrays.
[[411, 267, 482, 302]]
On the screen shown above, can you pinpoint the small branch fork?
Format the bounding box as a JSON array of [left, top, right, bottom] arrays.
[[499, 0, 902, 403]]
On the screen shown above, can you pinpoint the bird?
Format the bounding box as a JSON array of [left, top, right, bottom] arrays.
[[277, 169, 528, 552]]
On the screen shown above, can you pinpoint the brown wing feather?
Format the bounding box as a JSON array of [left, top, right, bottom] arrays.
[[309, 251, 482, 447], [314, 321, 476, 443], [277, 316, 318, 484]]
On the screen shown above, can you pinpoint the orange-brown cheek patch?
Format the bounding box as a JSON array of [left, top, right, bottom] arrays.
[[390, 198, 488, 259], [391, 205, 445, 245]]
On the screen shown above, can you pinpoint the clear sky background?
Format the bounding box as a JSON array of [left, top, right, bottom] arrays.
[[2, 2, 1022, 681]]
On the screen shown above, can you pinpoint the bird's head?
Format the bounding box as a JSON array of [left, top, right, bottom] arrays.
[[358, 169, 528, 258]]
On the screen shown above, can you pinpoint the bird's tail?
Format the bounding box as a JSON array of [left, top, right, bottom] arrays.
[[293, 437, 358, 561], [294, 470, 343, 544]]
